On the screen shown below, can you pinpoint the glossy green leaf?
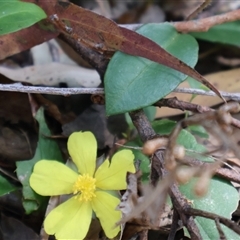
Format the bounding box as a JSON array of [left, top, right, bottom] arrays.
[[191, 21, 240, 47], [180, 177, 239, 240], [16, 108, 63, 214], [0, 174, 17, 196], [0, 0, 47, 36], [105, 23, 199, 115]]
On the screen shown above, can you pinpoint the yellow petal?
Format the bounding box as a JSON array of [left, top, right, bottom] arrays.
[[45, 197, 92, 240], [95, 150, 135, 190], [67, 131, 97, 176], [30, 160, 78, 196], [91, 191, 121, 238]]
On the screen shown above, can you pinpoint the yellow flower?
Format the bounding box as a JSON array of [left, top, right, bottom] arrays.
[[30, 131, 135, 240]]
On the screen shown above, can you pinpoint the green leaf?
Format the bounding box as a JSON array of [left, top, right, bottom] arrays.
[[191, 21, 240, 47], [0, 0, 47, 36], [16, 108, 63, 214], [105, 23, 199, 115], [188, 125, 209, 139], [0, 174, 17, 196], [185, 77, 209, 103], [180, 177, 239, 240], [152, 119, 176, 135]]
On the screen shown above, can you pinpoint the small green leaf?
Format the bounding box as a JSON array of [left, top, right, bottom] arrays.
[[0, 174, 17, 196], [185, 77, 209, 103], [180, 177, 239, 240], [0, 0, 47, 36], [191, 21, 240, 47], [188, 125, 209, 139], [105, 23, 199, 115], [152, 119, 176, 135], [187, 77, 208, 90], [16, 108, 63, 214]]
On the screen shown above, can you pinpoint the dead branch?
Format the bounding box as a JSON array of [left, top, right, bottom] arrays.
[[186, 0, 212, 21], [215, 218, 227, 240], [154, 97, 240, 129], [154, 97, 212, 113], [129, 109, 202, 240], [167, 208, 180, 240], [2, 83, 240, 101], [174, 9, 240, 33]]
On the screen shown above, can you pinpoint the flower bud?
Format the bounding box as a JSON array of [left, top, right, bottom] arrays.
[[173, 145, 185, 160], [142, 137, 168, 155], [194, 173, 211, 197], [175, 166, 195, 184]]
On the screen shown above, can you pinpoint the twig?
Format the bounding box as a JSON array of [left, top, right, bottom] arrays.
[[154, 97, 212, 113], [186, 0, 212, 21], [183, 157, 240, 184], [0, 83, 104, 96], [174, 9, 240, 33], [167, 208, 179, 240], [2, 83, 240, 101], [95, 0, 112, 18], [121, 9, 240, 33], [215, 218, 227, 240], [184, 208, 240, 235], [154, 97, 240, 129], [173, 88, 240, 101], [0, 167, 19, 182]]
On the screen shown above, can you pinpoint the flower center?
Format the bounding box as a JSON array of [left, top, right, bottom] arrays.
[[72, 174, 96, 202]]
